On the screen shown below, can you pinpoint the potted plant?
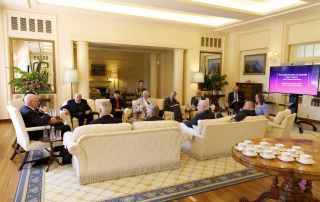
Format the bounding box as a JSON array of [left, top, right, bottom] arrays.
[[211, 73, 228, 95]]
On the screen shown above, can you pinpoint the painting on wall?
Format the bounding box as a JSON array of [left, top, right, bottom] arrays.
[[243, 54, 266, 75], [207, 58, 221, 75], [91, 64, 106, 76]]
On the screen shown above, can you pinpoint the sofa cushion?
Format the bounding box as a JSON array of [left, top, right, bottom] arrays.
[[243, 115, 267, 121], [198, 116, 232, 132], [72, 123, 132, 141], [132, 120, 179, 130], [273, 109, 291, 124]]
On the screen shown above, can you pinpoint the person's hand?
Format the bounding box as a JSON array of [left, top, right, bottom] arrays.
[[49, 117, 59, 124], [41, 106, 49, 113], [85, 110, 91, 115], [63, 109, 69, 115]]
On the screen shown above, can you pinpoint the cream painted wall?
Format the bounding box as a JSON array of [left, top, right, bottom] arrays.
[[159, 52, 174, 99]]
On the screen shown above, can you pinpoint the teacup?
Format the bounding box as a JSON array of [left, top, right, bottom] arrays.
[[275, 143, 285, 150], [281, 152, 293, 160], [286, 149, 296, 155], [292, 146, 302, 151], [259, 141, 269, 147], [244, 140, 253, 145], [262, 149, 273, 157], [245, 147, 256, 154], [300, 154, 312, 162], [269, 147, 280, 154], [254, 145, 264, 152], [237, 143, 247, 150]]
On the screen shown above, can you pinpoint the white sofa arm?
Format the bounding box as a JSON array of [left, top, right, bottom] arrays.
[[24, 125, 51, 132], [123, 108, 132, 122], [268, 121, 285, 129], [60, 109, 72, 126], [67, 141, 79, 155]]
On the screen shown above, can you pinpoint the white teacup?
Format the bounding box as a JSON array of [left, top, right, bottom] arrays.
[[300, 154, 312, 162], [269, 147, 280, 154], [244, 140, 253, 145], [286, 149, 296, 155], [259, 141, 269, 147], [275, 143, 285, 150], [254, 145, 263, 152], [262, 149, 273, 157], [292, 146, 302, 151], [281, 152, 293, 160], [245, 147, 256, 154], [237, 143, 247, 150]]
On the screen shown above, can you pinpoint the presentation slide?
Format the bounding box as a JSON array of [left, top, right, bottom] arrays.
[[269, 65, 320, 95]]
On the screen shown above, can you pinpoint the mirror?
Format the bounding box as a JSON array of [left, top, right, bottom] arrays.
[[199, 52, 222, 75], [10, 38, 56, 93]]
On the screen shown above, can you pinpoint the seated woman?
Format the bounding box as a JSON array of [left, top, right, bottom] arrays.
[[255, 93, 270, 118]]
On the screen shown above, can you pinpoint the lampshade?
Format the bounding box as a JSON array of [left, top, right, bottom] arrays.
[[192, 72, 204, 83], [64, 69, 78, 83]]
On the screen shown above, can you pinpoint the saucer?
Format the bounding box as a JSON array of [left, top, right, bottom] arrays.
[[296, 157, 315, 165], [242, 151, 257, 157], [271, 151, 281, 156], [260, 153, 275, 160], [255, 149, 264, 153], [235, 146, 246, 152], [295, 150, 304, 155], [277, 156, 294, 162]]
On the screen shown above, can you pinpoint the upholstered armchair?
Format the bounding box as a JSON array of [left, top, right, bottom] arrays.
[[7, 98, 62, 170], [60, 98, 132, 129], [265, 109, 296, 138]]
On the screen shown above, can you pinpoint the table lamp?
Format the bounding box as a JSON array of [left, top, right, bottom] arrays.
[[64, 69, 79, 99], [193, 72, 204, 83], [110, 71, 118, 89]]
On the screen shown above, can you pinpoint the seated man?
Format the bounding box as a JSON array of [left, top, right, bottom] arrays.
[[133, 90, 155, 116], [145, 106, 164, 121], [228, 86, 245, 115], [90, 101, 122, 124], [164, 91, 183, 122], [60, 93, 94, 126], [191, 89, 205, 110], [20, 94, 71, 141], [233, 101, 257, 122], [110, 90, 126, 119], [183, 100, 215, 128]]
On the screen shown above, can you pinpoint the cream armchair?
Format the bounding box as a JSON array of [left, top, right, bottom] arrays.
[[7, 98, 62, 170], [60, 98, 132, 129], [265, 109, 296, 138]]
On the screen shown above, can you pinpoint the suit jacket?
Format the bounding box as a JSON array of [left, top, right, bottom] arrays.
[[184, 109, 215, 128], [20, 105, 51, 140], [228, 91, 245, 106], [164, 97, 180, 111], [145, 116, 164, 121], [90, 115, 122, 124], [110, 97, 126, 113], [60, 99, 92, 117], [234, 110, 256, 122], [133, 97, 155, 113], [191, 96, 205, 107]]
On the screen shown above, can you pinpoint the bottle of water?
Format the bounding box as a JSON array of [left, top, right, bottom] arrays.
[[50, 126, 55, 141]]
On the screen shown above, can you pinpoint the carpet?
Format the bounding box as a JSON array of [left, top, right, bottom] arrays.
[[14, 151, 268, 202]]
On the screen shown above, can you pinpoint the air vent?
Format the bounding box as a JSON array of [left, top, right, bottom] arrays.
[[20, 18, 27, 31], [45, 20, 52, 33], [200, 36, 222, 48], [37, 19, 44, 32], [11, 16, 18, 30], [29, 18, 35, 32]]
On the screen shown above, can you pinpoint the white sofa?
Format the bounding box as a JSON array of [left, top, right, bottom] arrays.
[[63, 120, 182, 184], [60, 98, 132, 129], [265, 109, 296, 138], [180, 116, 268, 160]]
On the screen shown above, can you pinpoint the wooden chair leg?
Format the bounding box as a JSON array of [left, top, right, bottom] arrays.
[[19, 151, 29, 170], [10, 144, 20, 160], [11, 137, 17, 148]]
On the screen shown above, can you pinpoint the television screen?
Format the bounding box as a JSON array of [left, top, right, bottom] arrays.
[[269, 65, 320, 95], [91, 64, 106, 76]]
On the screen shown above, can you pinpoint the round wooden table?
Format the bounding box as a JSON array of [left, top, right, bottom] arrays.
[[232, 138, 320, 202]]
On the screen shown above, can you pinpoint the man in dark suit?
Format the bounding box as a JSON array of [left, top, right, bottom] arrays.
[[228, 86, 245, 115], [233, 101, 257, 122], [164, 91, 183, 122], [110, 90, 126, 119], [183, 100, 215, 128], [145, 106, 164, 121], [20, 94, 71, 141], [191, 90, 205, 110], [90, 101, 122, 124], [60, 93, 94, 126]]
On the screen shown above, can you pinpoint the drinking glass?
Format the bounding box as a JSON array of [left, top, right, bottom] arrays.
[[50, 109, 56, 117], [43, 129, 49, 138], [55, 130, 62, 140]]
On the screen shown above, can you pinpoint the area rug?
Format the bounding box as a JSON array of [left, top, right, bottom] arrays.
[[14, 151, 268, 202]]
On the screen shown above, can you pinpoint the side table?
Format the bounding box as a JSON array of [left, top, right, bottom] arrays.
[[40, 136, 63, 172]]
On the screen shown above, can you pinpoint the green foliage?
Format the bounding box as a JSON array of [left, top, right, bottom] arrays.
[[9, 66, 52, 94], [199, 69, 228, 91]]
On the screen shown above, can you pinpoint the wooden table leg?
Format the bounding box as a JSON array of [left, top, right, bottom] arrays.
[[240, 176, 279, 202], [46, 142, 53, 172], [279, 177, 304, 202], [304, 180, 320, 202]]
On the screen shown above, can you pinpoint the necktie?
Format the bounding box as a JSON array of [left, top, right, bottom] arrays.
[[146, 99, 150, 105]]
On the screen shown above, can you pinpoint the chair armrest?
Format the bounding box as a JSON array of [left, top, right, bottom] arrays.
[[123, 108, 132, 121], [268, 121, 284, 129], [269, 116, 275, 122], [24, 125, 51, 132], [66, 141, 78, 155]]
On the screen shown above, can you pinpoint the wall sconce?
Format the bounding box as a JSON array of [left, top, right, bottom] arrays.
[[267, 51, 280, 64]]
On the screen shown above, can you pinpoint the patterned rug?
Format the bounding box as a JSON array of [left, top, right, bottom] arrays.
[[14, 151, 268, 202]]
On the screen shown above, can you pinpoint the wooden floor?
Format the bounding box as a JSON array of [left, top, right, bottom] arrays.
[[0, 120, 319, 202]]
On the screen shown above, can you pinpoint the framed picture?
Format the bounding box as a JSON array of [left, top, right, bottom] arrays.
[[243, 54, 266, 75], [91, 64, 106, 76], [207, 58, 221, 75]]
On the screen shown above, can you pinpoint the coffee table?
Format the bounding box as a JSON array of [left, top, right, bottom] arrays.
[[232, 138, 320, 202], [40, 136, 63, 172]]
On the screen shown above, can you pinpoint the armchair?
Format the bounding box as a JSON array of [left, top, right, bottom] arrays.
[[7, 98, 62, 170], [265, 109, 296, 138]]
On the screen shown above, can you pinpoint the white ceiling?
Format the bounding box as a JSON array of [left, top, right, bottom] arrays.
[[1, 0, 320, 29]]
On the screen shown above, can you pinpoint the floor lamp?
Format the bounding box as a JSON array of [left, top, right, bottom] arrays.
[[64, 69, 79, 99], [110, 71, 118, 90]]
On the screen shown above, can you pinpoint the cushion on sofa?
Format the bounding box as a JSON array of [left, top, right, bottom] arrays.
[[72, 123, 132, 141], [198, 116, 232, 132], [243, 115, 267, 121], [273, 109, 291, 124], [132, 120, 179, 130]]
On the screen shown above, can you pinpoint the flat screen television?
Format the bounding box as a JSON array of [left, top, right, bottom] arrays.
[[269, 65, 320, 95]]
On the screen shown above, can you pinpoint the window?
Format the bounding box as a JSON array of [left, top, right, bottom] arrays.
[[294, 43, 320, 58]]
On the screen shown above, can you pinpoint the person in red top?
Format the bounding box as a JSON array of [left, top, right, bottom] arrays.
[[110, 90, 126, 119]]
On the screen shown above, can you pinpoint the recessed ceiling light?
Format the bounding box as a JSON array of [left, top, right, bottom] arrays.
[[38, 0, 239, 27], [192, 0, 306, 14]]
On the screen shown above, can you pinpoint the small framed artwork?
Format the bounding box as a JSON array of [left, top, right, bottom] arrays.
[[243, 54, 266, 75], [207, 58, 221, 75], [91, 64, 106, 76]]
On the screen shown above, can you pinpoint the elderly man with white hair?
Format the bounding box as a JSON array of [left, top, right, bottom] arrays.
[[183, 100, 215, 128], [133, 90, 155, 115], [90, 101, 122, 124]]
